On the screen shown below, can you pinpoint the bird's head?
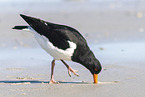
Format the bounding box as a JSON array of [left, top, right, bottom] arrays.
[[82, 56, 102, 84], [72, 50, 102, 84], [90, 60, 102, 74], [89, 60, 102, 84]]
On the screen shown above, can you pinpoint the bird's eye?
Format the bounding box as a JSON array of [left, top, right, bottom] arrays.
[[94, 68, 98, 71]]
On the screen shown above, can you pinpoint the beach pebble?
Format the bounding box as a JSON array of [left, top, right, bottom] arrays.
[[16, 77, 24, 79], [99, 47, 104, 50], [113, 81, 120, 83], [103, 68, 107, 70]]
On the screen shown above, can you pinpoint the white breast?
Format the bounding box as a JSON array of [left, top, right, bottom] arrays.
[[25, 26, 77, 61]]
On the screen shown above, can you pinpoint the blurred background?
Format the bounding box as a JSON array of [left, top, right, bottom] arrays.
[[0, 0, 145, 48], [0, 0, 145, 81]]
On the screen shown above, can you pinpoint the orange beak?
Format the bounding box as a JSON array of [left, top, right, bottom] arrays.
[[93, 74, 98, 84]]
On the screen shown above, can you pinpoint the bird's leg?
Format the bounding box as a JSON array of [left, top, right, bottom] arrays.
[[60, 59, 79, 77], [49, 60, 58, 84]]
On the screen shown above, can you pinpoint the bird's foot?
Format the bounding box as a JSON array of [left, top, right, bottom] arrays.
[[68, 67, 79, 77], [60, 59, 79, 77], [49, 79, 59, 84]]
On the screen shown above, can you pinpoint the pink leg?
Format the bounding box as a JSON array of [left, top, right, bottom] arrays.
[[61, 59, 79, 77], [49, 60, 58, 84]]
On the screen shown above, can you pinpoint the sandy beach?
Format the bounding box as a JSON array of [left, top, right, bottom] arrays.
[[0, 0, 145, 97]]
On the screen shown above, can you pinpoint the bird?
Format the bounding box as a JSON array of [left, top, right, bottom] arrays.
[[13, 14, 102, 84]]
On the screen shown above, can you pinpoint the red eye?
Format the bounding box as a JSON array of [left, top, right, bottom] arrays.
[[94, 68, 98, 71]]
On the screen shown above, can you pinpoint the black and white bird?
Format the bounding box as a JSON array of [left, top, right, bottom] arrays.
[[13, 14, 102, 84]]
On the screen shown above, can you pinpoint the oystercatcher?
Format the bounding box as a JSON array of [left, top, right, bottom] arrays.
[[13, 14, 102, 84]]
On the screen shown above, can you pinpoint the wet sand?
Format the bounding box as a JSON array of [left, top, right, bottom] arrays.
[[0, 1, 145, 97], [0, 43, 145, 97]]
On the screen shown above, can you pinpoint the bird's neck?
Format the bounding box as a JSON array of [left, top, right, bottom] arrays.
[[72, 50, 98, 71]]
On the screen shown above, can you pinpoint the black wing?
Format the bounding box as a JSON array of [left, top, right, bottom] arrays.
[[20, 14, 87, 50]]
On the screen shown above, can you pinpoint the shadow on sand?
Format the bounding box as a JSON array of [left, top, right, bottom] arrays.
[[0, 80, 90, 84]]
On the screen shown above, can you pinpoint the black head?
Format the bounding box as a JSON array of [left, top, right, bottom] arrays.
[[90, 59, 102, 75], [82, 52, 102, 84], [82, 54, 102, 75], [72, 49, 102, 75]]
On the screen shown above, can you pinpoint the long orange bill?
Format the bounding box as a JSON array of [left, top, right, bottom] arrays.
[[93, 74, 98, 84]]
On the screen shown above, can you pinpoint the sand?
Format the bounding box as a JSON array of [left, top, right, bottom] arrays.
[[0, 0, 145, 97]]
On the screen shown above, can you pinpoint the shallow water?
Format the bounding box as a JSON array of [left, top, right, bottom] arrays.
[[91, 42, 145, 66], [1, 41, 145, 67]]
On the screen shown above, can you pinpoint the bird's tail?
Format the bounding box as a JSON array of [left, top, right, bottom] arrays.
[[12, 26, 29, 30]]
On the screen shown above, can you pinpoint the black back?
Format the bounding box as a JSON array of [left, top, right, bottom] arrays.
[[20, 14, 87, 50]]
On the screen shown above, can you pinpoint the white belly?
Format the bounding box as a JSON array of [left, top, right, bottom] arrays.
[[34, 33, 76, 61]]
